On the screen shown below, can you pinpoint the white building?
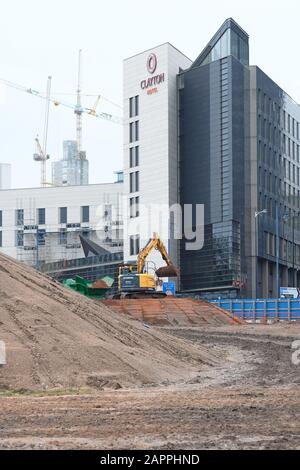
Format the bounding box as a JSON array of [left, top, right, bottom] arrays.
[[0, 182, 123, 267], [0, 163, 12, 190], [123, 43, 191, 271]]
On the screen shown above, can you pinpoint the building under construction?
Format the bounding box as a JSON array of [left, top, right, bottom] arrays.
[[0, 181, 123, 268]]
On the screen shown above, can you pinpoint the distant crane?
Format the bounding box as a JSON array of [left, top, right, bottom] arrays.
[[74, 49, 85, 162], [88, 95, 101, 116], [33, 76, 52, 187], [0, 66, 123, 187], [0, 77, 123, 124]]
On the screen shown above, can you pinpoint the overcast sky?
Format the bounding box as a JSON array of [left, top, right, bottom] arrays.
[[0, 0, 299, 189]]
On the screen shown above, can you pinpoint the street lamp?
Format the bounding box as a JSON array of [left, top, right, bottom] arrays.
[[290, 212, 300, 287], [254, 209, 267, 298], [275, 205, 289, 298], [255, 209, 267, 218]]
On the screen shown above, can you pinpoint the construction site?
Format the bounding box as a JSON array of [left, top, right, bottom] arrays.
[[1, 12, 300, 452], [0, 250, 300, 449]]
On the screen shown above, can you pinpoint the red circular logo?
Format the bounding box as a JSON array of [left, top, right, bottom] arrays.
[[147, 53, 157, 74]]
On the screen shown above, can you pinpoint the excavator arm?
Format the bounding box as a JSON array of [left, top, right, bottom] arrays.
[[137, 233, 179, 277]]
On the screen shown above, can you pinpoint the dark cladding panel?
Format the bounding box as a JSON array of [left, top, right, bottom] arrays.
[[209, 60, 222, 223], [180, 64, 211, 225]]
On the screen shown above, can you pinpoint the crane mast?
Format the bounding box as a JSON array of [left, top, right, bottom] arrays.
[[33, 76, 52, 187], [75, 49, 85, 161]]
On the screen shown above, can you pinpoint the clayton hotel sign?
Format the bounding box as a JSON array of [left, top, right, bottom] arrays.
[[140, 53, 165, 94]]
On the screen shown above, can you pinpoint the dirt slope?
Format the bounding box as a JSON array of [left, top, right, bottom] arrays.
[[102, 298, 240, 326], [0, 253, 219, 392]]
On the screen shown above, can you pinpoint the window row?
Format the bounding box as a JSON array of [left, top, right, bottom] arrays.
[[259, 164, 300, 189], [13, 229, 88, 248], [258, 117, 300, 155], [1, 206, 90, 227], [257, 89, 300, 140], [265, 232, 300, 264], [258, 142, 300, 170], [259, 194, 300, 220]]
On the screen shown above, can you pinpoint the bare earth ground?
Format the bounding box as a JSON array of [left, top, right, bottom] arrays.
[[1, 323, 300, 450]]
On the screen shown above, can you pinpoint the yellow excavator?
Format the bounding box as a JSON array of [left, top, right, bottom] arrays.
[[116, 233, 179, 299]]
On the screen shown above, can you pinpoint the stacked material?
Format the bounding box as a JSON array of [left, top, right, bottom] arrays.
[[103, 298, 241, 326]]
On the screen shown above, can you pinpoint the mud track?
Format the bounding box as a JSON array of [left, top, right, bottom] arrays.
[[1, 323, 299, 449]]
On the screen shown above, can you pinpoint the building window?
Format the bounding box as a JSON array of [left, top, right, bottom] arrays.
[[0, 210, 2, 227], [129, 122, 133, 143], [16, 209, 24, 226], [0, 231, 2, 247], [129, 147, 133, 167], [129, 146, 139, 168], [59, 207, 67, 224], [37, 208, 46, 225], [129, 121, 139, 143], [59, 229, 67, 245], [129, 95, 139, 118], [130, 171, 139, 193], [130, 196, 140, 218], [81, 206, 89, 223], [130, 234, 140, 256], [135, 121, 139, 141], [37, 229, 46, 246], [16, 230, 24, 247]]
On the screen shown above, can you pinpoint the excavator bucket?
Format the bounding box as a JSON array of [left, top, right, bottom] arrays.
[[156, 265, 180, 278]]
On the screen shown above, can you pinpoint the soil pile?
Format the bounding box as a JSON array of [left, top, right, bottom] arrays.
[[0, 253, 219, 392]]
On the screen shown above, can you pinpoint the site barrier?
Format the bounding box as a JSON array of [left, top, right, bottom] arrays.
[[210, 298, 300, 322]]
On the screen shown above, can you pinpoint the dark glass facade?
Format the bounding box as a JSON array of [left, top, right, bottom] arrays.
[[178, 18, 300, 298], [179, 19, 249, 295], [251, 67, 300, 296]]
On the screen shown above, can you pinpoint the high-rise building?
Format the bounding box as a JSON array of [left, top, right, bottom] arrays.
[[123, 43, 191, 272], [63, 140, 77, 161], [0, 163, 11, 190], [123, 18, 300, 299], [52, 140, 89, 186]]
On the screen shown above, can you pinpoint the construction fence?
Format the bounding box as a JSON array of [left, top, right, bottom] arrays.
[[210, 298, 300, 322]]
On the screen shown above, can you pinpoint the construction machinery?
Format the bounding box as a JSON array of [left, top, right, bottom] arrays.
[[0, 76, 123, 124], [116, 233, 179, 299], [33, 76, 52, 187], [63, 275, 114, 299]]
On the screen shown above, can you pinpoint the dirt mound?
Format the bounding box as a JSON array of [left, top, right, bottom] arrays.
[[102, 298, 240, 326], [0, 253, 219, 392], [91, 279, 110, 289]]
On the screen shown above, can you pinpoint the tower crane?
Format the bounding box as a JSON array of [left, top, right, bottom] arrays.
[[88, 95, 101, 116], [0, 77, 123, 124], [33, 76, 52, 187], [0, 65, 123, 187], [75, 49, 85, 162]]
